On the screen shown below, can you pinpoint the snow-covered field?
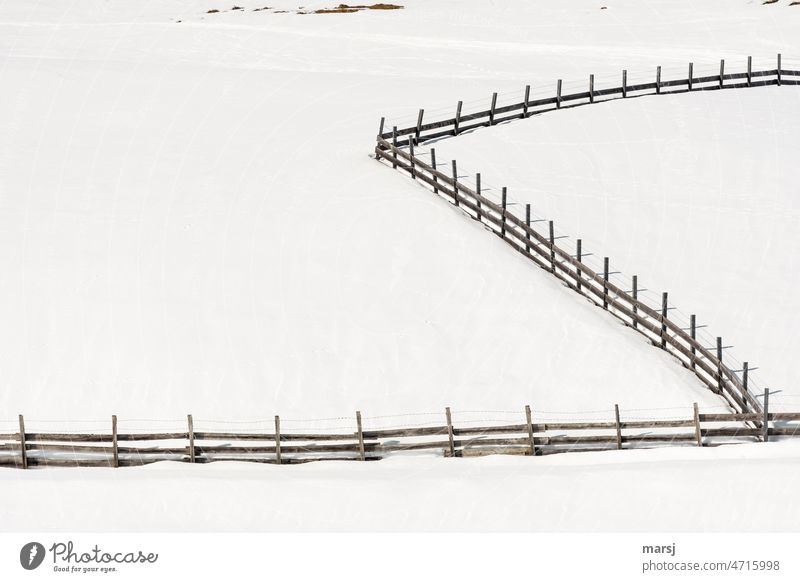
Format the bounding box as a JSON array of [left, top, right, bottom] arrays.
[[1, 0, 799, 531]]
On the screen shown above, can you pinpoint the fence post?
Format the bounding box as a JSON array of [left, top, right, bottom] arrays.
[[661, 292, 668, 349], [556, 79, 562, 108], [622, 70, 627, 98], [716, 337, 724, 395], [454, 100, 462, 135], [451, 160, 459, 207], [187, 414, 195, 464], [489, 92, 497, 125], [631, 275, 638, 329], [408, 138, 416, 179], [763, 389, 770, 442], [475, 172, 482, 221], [777, 53, 782, 86], [719, 59, 725, 89], [576, 239, 583, 292], [548, 220, 555, 273], [391, 126, 398, 169], [501, 187, 507, 237], [356, 411, 365, 461], [430, 149, 438, 194], [376, 117, 385, 160], [445, 407, 456, 458], [112, 414, 119, 468], [614, 405, 622, 450], [603, 257, 610, 309], [742, 362, 749, 413], [274, 415, 282, 465], [690, 314, 697, 370], [525, 405, 536, 456], [415, 109, 424, 143], [18, 414, 27, 470], [522, 84, 530, 118], [688, 62, 693, 91], [589, 74, 594, 103], [525, 204, 531, 253], [693, 403, 702, 447], [747, 56, 752, 87], [656, 65, 662, 94]]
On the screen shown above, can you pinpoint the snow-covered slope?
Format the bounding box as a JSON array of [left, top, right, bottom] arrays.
[[1, 0, 769, 420], [1, 0, 799, 532], [430, 86, 800, 409]]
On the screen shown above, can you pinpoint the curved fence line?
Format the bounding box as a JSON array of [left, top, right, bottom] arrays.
[[375, 53, 796, 416]]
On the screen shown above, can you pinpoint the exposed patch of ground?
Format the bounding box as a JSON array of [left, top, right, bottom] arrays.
[[203, 4, 402, 16]]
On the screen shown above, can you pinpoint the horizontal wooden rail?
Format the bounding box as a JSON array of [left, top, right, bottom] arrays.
[[2, 401, 798, 468]]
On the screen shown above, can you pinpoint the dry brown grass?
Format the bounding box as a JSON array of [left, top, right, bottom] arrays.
[[314, 3, 403, 13]]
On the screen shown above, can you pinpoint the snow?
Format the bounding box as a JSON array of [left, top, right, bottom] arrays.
[[4, 441, 800, 532], [428, 86, 800, 410], [0, 0, 799, 531]]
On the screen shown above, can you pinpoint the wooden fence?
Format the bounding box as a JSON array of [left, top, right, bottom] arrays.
[[378, 54, 798, 147], [2, 396, 799, 468], [375, 55, 797, 416]]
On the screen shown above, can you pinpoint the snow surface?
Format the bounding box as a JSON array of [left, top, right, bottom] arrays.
[[1, 0, 799, 531], [429, 87, 800, 411], [4, 442, 800, 532]]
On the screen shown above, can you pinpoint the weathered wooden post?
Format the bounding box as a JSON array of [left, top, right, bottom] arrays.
[[525, 204, 531, 253], [430, 149, 438, 194], [391, 126, 398, 169], [525, 405, 536, 456], [742, 362, 749, 413], [688, 62, 693, 91], [475, 172, 482, 221], [415, 108, 424, 143], [408, 138, 416, 180], [763, 389, 770, 442], [522, 84, 531, 118], [777, 53, 782, 86], [622, 70, 627, 98], [548, 220, 556, 273], [112, 414, 119, 468], [719, 59, 725, 89], [693, 403, 702, 447], [576, 239, 583, 292], [747, 56, 752, 87], [453, 100, 463, 135], [556, 79, 562, 108], [274, 415, 282, 465], [451, 160, 459, 207], [614, 405, 623, 450], [356, 410, 365, 461], [589, 74, 595, 103], [631, 275, 638, 329], [501, 187, 507, 237], [187, 414, 196, 464], [690, 314, 697, 370], [603, 257, 610, 309], [661, 292, 668, 349], [376, 117, 385, 160], [18, 414, 27, 470], [656, 66, 662, 94], [445, 407, 456, 458], [489, 92, 498, 125]]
